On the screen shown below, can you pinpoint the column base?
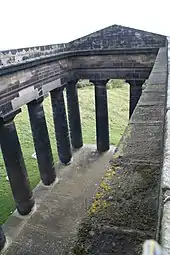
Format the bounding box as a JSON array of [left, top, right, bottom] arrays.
[[0, 227, 6, 252], [16, 196, 35, 216]]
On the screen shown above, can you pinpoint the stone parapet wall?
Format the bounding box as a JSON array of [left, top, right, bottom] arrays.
[[0, 43, 67, 68], [0, 25, 166, 71], [0, 49, 156, 117], [161, 37, 170, 254]]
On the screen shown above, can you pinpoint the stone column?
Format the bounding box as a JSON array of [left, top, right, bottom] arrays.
[[91, 80, 109, 152], [0, 110, 34, 215], [0, 226, 6, 251], [50, 87, 72, 164], [66, 80, 83, 149], [128, 80, 143, 118], [27, 97, 56, 185]]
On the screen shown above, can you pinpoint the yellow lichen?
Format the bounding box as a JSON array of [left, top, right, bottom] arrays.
[[112, 151, 120, 159], [100, 181, 111, 192], [95, 192, 103, 199], [87, 162, 118, 216], [88, 199, 111, 215], [104, 170, 115, 178]]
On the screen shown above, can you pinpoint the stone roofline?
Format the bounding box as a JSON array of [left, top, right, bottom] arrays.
[[0, 24, 167, 71]]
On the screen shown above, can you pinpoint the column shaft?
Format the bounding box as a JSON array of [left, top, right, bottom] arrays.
[[66, 81, 83, 149], [129, 80, 143, 118], [27, 98, 56, 185], [92, 80, 109, 152], [50, 88, 72, 164], [0, 226, 6, 251], [0, 113, 34, 215]]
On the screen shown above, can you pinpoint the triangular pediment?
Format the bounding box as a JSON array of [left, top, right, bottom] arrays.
[[68, 24, 166, 50]]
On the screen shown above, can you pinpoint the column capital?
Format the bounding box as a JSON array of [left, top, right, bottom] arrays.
[[126, 79, 145, 87], [68, 79, 79, 85], [51, 85, 65, 93], [90, 79, 109, 87], [0, 109, 21, 125], [28, 96, 44, 106]]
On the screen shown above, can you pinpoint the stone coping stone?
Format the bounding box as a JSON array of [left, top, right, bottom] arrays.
[[161, 37, 170, 254]]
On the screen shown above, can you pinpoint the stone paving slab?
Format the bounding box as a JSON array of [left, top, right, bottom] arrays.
[[162, 201, 170, 254], [161, 111, 170, 190], [2, 145, 115, 255]]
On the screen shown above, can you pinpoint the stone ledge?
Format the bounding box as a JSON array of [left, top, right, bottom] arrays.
[[161, 110, 170, 190], [73, 224, 153, 254], [161, 201, 170, 254], [161, 37, 170, 254]]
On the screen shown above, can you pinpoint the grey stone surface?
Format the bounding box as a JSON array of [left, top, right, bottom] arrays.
[[139, 91, 165, 106], [3, 216, 25, 244], [3, 145, 115, 254], [0, 43, 67, 68], [144, 84, 166, 92], [161, 201, 170, 254], [162, 111, 170, 189], [161, 37, 170, 254], [130, 105, 165, 124], [1, 179, 60, 252], [68, 24, 166, 51], [166, 88, 170, 110], [73, 225, 152, 255]]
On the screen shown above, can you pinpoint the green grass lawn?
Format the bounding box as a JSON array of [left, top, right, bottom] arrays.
[[0, 85, 129, 224]]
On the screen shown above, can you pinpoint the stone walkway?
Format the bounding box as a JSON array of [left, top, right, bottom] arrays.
[[2, 145, 115, 254]]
